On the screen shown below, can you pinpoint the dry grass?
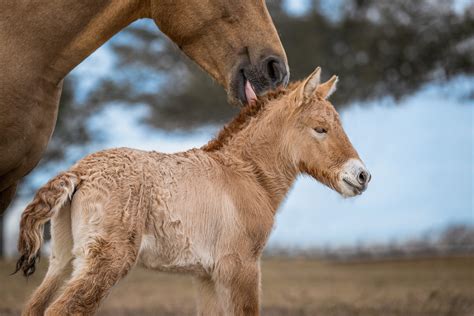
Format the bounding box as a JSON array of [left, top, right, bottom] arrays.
[[1, 256, 473, 315]]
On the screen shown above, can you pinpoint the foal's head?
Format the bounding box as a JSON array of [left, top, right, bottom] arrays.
[[148, 0, 288, 105], [283, 68, 371, 197]]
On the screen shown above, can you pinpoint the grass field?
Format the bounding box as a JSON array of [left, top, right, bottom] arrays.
[[1, 256, 473, 315]]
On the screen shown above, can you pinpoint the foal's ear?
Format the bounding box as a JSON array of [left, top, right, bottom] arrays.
[[302, 67, 321, 99], [317, 75, 338, 99]]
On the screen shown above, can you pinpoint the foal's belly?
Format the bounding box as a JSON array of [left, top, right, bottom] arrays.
[[137, 234, 211, 276]]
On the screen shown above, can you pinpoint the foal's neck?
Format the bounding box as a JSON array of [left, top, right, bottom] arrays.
[[220, 99, 298, 210]]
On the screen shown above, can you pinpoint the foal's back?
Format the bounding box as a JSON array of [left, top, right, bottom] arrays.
[[69, 146, 216, 228]]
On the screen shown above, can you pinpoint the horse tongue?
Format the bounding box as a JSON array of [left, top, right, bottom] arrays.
[[245, 80, 257, 104]]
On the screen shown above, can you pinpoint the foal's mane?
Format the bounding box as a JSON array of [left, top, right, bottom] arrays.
[[202, 83, 298, 152]]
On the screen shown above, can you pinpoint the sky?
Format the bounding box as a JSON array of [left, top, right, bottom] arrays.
[[3, 1, 474, 256]]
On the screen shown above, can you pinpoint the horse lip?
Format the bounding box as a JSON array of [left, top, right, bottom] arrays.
[[231, 64, 274, 105], [230, 69, 247, 106], [235, 70, 258, 105], [343, 178, 366, 194], [244, 78, 257, 104]]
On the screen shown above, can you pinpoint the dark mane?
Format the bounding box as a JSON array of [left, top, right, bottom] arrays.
[[202, 82, 299, 152]]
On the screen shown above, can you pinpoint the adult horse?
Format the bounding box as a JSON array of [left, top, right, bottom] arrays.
[[0, 0, 289, 251]]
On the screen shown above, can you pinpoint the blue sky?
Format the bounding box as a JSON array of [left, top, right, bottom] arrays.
[[284, 0, 312, 16]]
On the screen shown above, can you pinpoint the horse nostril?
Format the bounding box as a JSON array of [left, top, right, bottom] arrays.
[[263, 57, 288, 87], [358, 170, 369, 185]]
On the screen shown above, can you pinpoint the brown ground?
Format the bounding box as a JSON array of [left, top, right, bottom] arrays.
[[1, 256, 473, 316]]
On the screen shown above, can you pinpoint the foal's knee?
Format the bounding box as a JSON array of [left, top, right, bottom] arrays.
[[214, 253, 243, 285]]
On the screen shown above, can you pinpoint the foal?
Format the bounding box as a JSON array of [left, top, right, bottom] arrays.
[[16, 67, 370, 315]]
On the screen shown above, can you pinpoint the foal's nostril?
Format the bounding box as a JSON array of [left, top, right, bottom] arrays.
[[357, 170, 369, 185], [262, 57, 288, 87]]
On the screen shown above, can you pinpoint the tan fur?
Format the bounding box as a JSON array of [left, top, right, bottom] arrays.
[[17, 69, 365, 316], [0, 0, 287, 215]]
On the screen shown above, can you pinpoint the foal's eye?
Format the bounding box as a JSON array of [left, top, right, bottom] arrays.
[[314, 127, 328, 134]]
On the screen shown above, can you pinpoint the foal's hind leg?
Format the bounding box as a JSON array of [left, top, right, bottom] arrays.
[[22, 202, 73, 316], [23, 262, 72, 316], [45, 237, 139, 315]]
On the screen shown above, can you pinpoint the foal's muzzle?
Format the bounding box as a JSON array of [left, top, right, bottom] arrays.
[[339, 159, 371, 197]]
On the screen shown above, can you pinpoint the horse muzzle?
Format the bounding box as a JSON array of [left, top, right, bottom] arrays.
[[230, 55, 289, 105]]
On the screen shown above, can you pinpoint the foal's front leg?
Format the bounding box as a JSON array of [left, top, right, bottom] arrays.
[[195, 276, 223, 315], [214, 255, 261, 316]]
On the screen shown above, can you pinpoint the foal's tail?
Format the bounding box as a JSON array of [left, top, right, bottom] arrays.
[[15, 172, 80, 277]]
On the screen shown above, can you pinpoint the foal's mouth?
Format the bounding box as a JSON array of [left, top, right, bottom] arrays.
[[343, 178, 367, 195]]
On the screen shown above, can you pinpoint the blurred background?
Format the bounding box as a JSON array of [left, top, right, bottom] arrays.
[[1, 0, 473, 315]]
